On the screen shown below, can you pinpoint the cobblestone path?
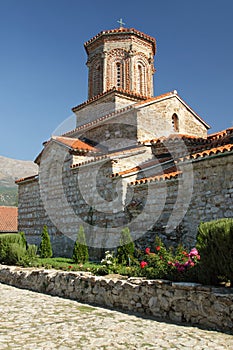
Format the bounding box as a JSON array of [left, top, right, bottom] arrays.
[[0, 283, 232, 349]]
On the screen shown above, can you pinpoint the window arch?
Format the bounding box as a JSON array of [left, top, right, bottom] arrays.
[[92, 63, 101, 96], [116, 62, 122, 88], [137, 64, 143, 94], [172, 114, 179, 132], [136, 60, 146, 95]]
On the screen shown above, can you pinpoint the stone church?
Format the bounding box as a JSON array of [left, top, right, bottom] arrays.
[[16, 26, 233, 259]]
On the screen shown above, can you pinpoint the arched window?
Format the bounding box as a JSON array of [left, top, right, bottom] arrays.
[[137, 64, 143, 94], [172, 114, 179, 132], [116, 62, 122, 88], [92, 63, 101, 96]]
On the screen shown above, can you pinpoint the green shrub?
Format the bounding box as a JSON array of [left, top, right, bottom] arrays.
[[196, 218, 233, 285], [72, 226, 89, 263], [0, 232, 37, 266], [39, 225, 53, 258], [0, 233, 25, 263], [7, 242, 27, 265], [116, 227, 135, 265]]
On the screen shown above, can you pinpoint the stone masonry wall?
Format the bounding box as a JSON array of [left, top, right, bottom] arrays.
[[17, 148, 233, 260], [137, 97, 208, 141], [129, 152, 233, 251], [0, 265, 232, 332]]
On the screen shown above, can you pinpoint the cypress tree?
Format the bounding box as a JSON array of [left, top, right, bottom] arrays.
[[72, 225, 89, 263], [39, 225, 53, 258], [116, 227, 135, 265]]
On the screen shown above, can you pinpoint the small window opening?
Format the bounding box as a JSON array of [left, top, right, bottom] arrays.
[[172, 114, 179, 132]]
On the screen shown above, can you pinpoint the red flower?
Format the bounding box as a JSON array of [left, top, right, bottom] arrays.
[[182, 251, 189, 257], [155, 246, 161, 251], [68, 266, 72, 269], [145, 247, 151, 255], [140, 261, 148, 269]]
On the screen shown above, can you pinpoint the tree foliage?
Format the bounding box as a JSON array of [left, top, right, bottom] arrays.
[[39, 225, 53, 258], [116, 227, 135, 265], [196, 218, 233, 285], [72, 226, 89, 263]]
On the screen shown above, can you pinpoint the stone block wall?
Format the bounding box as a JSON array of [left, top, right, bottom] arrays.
[[137, 97, 208, 141], [0, 265, 232, 332], [17, 147, 233, 260]]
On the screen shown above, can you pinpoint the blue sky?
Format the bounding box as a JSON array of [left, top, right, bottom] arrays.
[[0, 0, 233, 160]]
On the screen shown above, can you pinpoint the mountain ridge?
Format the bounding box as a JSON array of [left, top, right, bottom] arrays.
[[0, 155, 38, 206]]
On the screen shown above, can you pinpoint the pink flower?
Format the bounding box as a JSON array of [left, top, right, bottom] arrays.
[[155, 246, 161, 251], [140, 261, 148, 269], [189, 248, 199, 257], [145, 247, 151, 255]]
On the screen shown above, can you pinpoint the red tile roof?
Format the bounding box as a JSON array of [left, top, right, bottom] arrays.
[[130, 171, 182, 186], [0, 206, 18, 232], [185, 144, 233, 161], [139, 133, 204, 145], [15, 174, 38, 184], [84, 27, 156, 54], [52, 136, 98, 152]]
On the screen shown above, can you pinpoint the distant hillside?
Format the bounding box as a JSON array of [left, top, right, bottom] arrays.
[[0, 156, 38, 206]]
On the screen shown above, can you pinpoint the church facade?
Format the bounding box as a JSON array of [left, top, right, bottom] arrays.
[[16, 27, 233, 259]]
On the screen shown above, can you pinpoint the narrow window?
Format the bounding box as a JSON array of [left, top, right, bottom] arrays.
[[172, 114, 179, 132], [93, 64, 101, 96], [137, 65, 142, 94], [116, 63, 121, 88]]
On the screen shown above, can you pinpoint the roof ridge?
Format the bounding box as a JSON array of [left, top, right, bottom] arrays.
[[84, 27, 156, 53], [130, 170, 182, 186], [72, 87, 148, 113], [177, 144, 233, 162]]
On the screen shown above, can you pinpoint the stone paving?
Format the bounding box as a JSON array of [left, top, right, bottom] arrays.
[[0, 283, 232, 350]]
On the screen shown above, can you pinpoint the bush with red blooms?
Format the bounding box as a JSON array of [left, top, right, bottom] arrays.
[[139, 236, 200, 281]]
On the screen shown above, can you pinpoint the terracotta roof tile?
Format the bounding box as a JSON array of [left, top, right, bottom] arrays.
[[52, 136, 98, 152], [84, 27, 156, 54], [0, 206, 18, 232], [134, 91, 174, 107], [139, 133, 204, 145], [130, 171, 182, 186], [15, 174, 38, 184], [189, 144, 233, 160]]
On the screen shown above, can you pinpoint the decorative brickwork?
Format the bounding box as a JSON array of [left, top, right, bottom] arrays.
[[86, 27, 155, 99]]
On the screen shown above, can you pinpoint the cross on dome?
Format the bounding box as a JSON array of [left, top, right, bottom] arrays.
[[117, 18, 125, 28]]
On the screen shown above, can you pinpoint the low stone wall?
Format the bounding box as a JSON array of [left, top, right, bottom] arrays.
[[0, 265, 232, 332]]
